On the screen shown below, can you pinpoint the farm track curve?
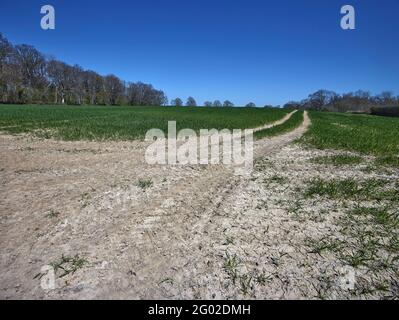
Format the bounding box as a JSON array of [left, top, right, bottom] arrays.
[[0, 111, 310, 299]]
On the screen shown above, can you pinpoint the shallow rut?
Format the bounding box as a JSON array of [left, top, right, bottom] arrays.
[[91, 111, 311, 299], [0, 111, 310, 299]]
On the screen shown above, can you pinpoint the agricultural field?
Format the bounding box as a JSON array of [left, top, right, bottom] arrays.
[[302, 111, 399, 158], [0, 105, 289, 140], [0, 105, 399, 300]]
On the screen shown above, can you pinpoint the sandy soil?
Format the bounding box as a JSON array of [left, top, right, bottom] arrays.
[[1, 111, 398, 299]]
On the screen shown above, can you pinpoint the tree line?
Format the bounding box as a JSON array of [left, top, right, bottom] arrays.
[[170, 98, 238, 107], [284, 89, 399, 113], [169, 98, 260, 108], [3, 34, 397, 111], [0, 33, 168, 106], [0, 34, 245, 108]]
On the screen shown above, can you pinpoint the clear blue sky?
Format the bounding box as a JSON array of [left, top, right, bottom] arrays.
[[0, 0, 398, 106]]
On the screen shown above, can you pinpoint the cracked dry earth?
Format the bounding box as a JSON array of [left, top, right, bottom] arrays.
[[1, 111, 398, 299]]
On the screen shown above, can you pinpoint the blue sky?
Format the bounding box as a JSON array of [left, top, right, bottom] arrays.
[[0, 0, 398, 106]]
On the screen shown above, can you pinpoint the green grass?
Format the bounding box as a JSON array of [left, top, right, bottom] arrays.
[[375, 155, 399, 168], [34, 254, 87, 280], [302, 112, 399, 157], [305, 178, 360, 199], [311, 154, 363, 166], [304, 177, 396, 201], [223, 252, 240, 284], [254, 110, 304, 139], [305, 236, 343, 255], [265, 174, 288, 184], [45, 209, 61, 218], [349, 206, 398, 229], [137, 179, 153, 189], [298, 110, 399, 296], [50, 255, 87, 278], [0, 104, 289, 141]]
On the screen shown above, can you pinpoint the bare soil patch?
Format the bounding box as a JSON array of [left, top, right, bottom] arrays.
[[1, 112, 398, 299]]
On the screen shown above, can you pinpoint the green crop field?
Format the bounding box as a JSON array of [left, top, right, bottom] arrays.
[[302, 111, 399, 157], [254, 111, 304, 140], [2, 105, 399, 163], [0, 105, 289, 141]]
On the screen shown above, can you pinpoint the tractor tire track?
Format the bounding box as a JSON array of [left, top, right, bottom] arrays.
[[0, 111, 310, 299]]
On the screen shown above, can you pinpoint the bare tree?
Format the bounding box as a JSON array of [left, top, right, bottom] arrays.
[[306, 90, 339, 111], [47, 59, 67, 104], [14, 44, 46, 89], [186, 97, 197, 107], [0, 33, 12, 70], [0, 33, 15, 102], [223, 100, 234, 107], [283, 101, 301, 109], [245, 102, 256, 107], [171, 98, 183, 107], [213, 100, 222, 107], [69, 64, 86, 105], [82, 70, 105, 105], [377, 91, 395, 105], [104, 75, 125, 105], [127, 82, 166, 106]]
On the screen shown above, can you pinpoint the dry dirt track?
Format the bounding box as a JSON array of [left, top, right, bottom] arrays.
[[0, 112, 314, 299]]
